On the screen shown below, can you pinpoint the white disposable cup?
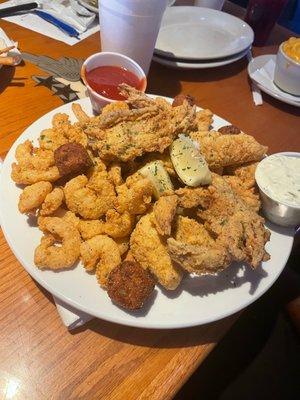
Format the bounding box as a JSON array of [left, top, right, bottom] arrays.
[[99, 0, 168, 74], [194, 0, 225, 10]]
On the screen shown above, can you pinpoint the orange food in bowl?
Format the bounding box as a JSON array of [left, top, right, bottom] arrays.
[[282, 37, 300, 63]]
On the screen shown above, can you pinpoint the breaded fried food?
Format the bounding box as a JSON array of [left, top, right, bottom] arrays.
[[130, 213, 183, 290], [175, 186, 214, 209], [152, 194, 178, 236], [115, 175, 153, 215], [85, 87, 196, 162], [80, 235, 121, 287], [217, 210, 270, 269], [54, 142, 92, 177], [174, 216, 214, 247], [18, 181, 52, 214], [39, 113, 88, 151], [167, 238, 231, 275], [172, 94, 195, 107], [78, 210, 135, 240], [218, 125, 241, 135], [40, 187, 64, 216], [225, 161, 258, 189], [197, 174, 270, 268], [193, 133, 267, 169], [107, 261, 155, 310], [35, 217, 81, 270], [72, 103, 90, 124], [195, 109, 213, 131], [223, 175, 260, 212], [64, 170, 116, 219], [11, 140, 60, 184]]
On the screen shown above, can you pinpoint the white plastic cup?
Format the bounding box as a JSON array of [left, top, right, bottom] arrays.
[[194, 0, 225, 10], [99, 0, 168, 74], [81, 52, 147, 114]]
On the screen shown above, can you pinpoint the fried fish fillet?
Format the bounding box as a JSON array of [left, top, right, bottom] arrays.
[[197, 174, 270, 268], [84, 87, 196, 162], [174, 215, 214, 247], [167, 238, 231, 275], [152, 195, 178, 236], [192, 133, 267, 169], [130, 213, 183, 290]]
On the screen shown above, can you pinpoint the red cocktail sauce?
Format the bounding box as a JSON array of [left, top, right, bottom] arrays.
[[85, 65, 145, 100]]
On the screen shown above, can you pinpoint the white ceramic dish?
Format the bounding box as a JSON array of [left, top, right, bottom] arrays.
[[274, 43, 300, 96], [0, 97, 294, 329], [153, 47, 250, 69], [155, 6, 254, 61], [248, 55, 300, 108]]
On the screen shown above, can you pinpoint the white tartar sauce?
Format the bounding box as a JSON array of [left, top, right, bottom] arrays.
[[256, 154, 300, 206]]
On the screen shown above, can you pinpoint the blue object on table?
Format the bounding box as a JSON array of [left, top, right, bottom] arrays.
[[279, 0, 300, 33], [34, 10, 80, 38]]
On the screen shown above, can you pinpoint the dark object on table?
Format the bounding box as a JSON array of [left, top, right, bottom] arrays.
[[107, 261, 155, 310], [245, 0, 289, 46], [172, 94, 195, 107], [218, 125, 241, 135], [0, 2, 38, 18], [54, 142, 92, 177]]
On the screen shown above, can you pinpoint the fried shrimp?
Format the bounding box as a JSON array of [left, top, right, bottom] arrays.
[[40, 187, 64, 216], [64, 171, 116, 219], [11, 140, 60, 184], [80, 235, 121, 287], [79, 210, 135, 240], [39, 113, 88, 151], [34, 217, 81, 269], [18, 181, 52, 214], [115, 175, 153, 215], [130, 213, 183, 290]]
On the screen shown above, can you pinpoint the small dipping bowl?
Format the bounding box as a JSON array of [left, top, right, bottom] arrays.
[[81, 52, 147, 114], [274, 43, 300, 96], [255, 152, 300, 227]]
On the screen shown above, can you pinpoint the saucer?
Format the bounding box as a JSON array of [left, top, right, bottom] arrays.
[[248, 54, 300, 108], [153, 47, 250, 69]]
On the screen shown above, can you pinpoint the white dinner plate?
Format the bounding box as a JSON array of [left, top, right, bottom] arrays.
[[248, 55, 300, 108], [153, 47, 250, 69], [0, 97, 294, 329], [155, 6, 254, 61]]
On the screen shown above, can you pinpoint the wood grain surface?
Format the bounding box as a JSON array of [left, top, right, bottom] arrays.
[[0, 1, 299, 399]]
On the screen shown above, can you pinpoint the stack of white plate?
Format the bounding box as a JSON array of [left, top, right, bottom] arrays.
[[154, 6, 254, 69]]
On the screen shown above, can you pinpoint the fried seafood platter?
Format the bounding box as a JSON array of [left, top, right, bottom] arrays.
[[1, 87, 294, 328]]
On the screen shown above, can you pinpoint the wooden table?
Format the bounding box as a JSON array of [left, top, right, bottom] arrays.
[[0, 2, 299, 399]]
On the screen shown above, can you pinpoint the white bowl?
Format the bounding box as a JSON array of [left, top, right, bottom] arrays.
[[255, 152, 300, 227], [80, 52, 147, 114], [274, 44, 300, 96]]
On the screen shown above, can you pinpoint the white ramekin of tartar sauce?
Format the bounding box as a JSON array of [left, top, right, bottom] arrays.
[[255, 152, 300, 227]]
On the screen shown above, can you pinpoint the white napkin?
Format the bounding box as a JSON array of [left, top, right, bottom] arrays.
[[53, 296, 93, 329], [0, 1, 100, 46], [0, 158, 93, 329], [251, 58, 300, 103]]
